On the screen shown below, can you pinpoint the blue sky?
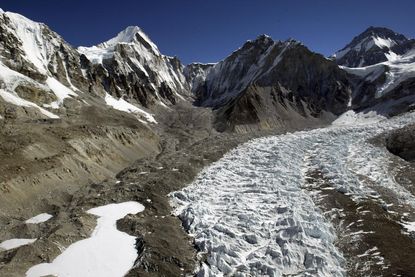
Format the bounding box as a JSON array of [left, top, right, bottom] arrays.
[[1, 0, 414, 64]]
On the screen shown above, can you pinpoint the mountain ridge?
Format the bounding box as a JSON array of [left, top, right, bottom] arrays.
[[0, 8, 414, 130]]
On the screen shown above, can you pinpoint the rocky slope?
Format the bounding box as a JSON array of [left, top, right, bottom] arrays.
[[0, 10, 195, 226], [334, 27, 415, 116], [386, 123, 415, 161], [186, 35, 351, 132]]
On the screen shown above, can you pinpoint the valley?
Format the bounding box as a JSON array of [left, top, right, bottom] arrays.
[[0, 7, 414, 277]]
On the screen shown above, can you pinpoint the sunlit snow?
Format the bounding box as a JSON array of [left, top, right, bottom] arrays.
[[45, 77, 77, 108], [26, 201, 145, 277], [0, 89, 59, 119], [25, 213, 53, 224], [0, 239, 37, 251], [105, 93, 157, 123]]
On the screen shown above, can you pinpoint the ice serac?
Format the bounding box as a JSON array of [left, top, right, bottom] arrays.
[[188, 35, 351, 132], [335, 27, 415, 116]]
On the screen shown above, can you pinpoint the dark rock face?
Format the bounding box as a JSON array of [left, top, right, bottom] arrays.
[[335, 27, 410, 67], [386, 124, 415, 162], [189, 36, 351, 132]]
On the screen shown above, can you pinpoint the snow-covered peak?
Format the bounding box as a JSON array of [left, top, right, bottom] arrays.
[[0, 8, 4, 13], [78, 25, 190, 103], [341, 27, 407, 53], [96, 26, 160, 54], [335, 36, 398, 60], [101, 26, 142, 46], [77, 25, 163, 64], [334, 27, 409, 67]]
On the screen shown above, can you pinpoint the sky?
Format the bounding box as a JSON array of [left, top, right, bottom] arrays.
[[1, 0, 414, 64]]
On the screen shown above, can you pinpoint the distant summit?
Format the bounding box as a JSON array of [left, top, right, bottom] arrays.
[[334, 26, 410, 67]]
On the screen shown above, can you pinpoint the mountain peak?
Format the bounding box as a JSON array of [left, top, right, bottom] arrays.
[[98, 26, 141, 48], [357, 26, 407, 44], [334, 26, 409, 67], [255, 34, 272, 41], [96, 25, 159, 54]]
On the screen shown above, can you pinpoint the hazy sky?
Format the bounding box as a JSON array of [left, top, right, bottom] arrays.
[[2, 0, 414, 64]]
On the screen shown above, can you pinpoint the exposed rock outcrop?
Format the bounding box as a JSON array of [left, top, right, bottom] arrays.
[[386, 123, 415, 162]]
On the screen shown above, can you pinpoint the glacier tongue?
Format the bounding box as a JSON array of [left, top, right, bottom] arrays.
[[171, 111, 415, 276]]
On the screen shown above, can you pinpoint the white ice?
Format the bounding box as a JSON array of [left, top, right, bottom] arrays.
[[26, 201, 145, 277], [171, 111, 415, 277], [25, 213, 53, 224]]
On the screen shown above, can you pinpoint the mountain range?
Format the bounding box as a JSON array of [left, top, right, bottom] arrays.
[[0, 9, 414, 133], [1, 8, 415, 277]]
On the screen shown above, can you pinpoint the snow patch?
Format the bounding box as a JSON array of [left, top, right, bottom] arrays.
[[26, 201, 145, 277], [0, 89, 59, 119], [45, 77, 77, 108], [402, 221, 415, 233], [25, 213, 53, 224], [105, 93, 157, 123], [0, 238, 36, 251], [373, 36, 395, 49]]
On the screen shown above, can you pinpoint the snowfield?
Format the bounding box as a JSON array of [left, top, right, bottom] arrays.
[[26, 201, 145, 277], [171, 111, 415, 277]]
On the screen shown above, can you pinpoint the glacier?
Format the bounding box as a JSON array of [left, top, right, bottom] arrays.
[[171, 111, 415, 277]]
